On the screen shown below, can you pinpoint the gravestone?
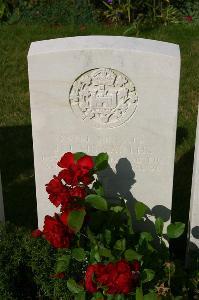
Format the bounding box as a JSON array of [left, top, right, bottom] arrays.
[[188, 107, 199, 250], [28, 36, 180, 228], [0, 172, 5, 222]]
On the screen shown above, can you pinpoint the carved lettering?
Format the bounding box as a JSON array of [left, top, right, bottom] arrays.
[[41, 135, 160, 173]]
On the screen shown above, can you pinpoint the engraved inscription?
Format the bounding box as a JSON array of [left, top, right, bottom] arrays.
[[69, 68, 138, 128], [42, 135, 160, 173]]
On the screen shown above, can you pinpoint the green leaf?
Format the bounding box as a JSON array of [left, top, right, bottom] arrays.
[[104, 229, 111, 245], [99, 247, 113, 258], [167, 222, 185, 239], [90, 246, 101, 263], [124, 249, 142, 261], [67, 278, 84, 294], [155, 217, 164, 235], [68, 209, 86, 232], [72, 248, 86, 262], [94, 152, 109, 171], [114, 238, 126, 251], [87, 228, 97, 244], [124, 207, 133, 234], [115, 295, 125, 300], [75, 292, 86, 300], [135, 201, 150, 220], [140, 232, 153, 242], [107, 296, 114, 300], [85, 194, 107, 211], [74, 152, 86, 161], [91, 292, 104, 299], [110, 205, 124, 213], [136, 287, 144, 300], [103, 1, 113, 10], [55, 254, 71, 273], [93, 181, 105, 196], [143, 292, 158, 300], [142, 269, 155, 283]]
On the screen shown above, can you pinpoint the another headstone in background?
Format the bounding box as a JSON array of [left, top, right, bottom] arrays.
[[188, 107, 199, 251], [0, 172, 5, 222], [28, 36, 180, 228]]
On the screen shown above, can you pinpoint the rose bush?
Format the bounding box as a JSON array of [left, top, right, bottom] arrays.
[[32, 151, 187, 299]]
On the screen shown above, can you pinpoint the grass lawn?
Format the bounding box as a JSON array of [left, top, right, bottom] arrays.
[[0, 23, 198, 255]]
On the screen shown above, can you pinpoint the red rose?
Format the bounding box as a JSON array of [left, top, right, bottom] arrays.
[[85, 260, 139, 295], [57, 152, 94, 186], [43, 214, 73, 248], [85, 264, 98, 293], [46, 176, 70, 207], [58, 165, 81, 186]]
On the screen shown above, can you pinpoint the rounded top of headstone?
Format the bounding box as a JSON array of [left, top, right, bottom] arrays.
[[28, 36, 180, 58]]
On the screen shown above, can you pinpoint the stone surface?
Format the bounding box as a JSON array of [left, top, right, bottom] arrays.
[[0, 172, 5, 222], [188, 107, 199, 250], [28, 36, 180, 228]]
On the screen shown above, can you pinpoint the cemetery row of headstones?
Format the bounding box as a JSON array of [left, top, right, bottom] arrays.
[[0, 36, 198, 254]]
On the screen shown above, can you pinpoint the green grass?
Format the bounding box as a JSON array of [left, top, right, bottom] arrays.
[[0, 23, 198, 254]]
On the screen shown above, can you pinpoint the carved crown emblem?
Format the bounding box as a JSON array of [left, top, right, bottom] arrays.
[[69, 68, 138, 128], [92, 69, 116, 86]]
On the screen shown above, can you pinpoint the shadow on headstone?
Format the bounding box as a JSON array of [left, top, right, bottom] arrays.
[[0, 125, 37, 229], [99, 157, 171, 248], [192, 226, 199, 240], [0, 123, 193, 252], [171, 147, 195, 258]]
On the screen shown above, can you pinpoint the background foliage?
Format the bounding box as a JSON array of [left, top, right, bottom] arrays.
[[0, 0, 199, 26]]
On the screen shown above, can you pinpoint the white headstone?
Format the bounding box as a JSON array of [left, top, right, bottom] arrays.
[[0, 172, 5, 222], [28, 36, 180, 228], [188, 107, 199, 250]]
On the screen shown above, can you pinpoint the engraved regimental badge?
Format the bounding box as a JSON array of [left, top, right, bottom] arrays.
[[69, 68, 138, 128]]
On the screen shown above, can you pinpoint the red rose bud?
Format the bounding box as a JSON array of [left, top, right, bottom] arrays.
[[132, 260, 140, 272], [31, 229, 42, 238]]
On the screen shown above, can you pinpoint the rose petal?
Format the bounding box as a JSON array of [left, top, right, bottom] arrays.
[[58, 152, 75, 168], [77, 155, 94, 170]]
